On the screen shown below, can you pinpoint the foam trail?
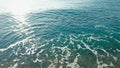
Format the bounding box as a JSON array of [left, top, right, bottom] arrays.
[[81, 40, 101, 68], [0, 36, 31, 52]]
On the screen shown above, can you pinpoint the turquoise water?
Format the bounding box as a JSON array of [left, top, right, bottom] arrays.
[[0, 0, 120, 68]]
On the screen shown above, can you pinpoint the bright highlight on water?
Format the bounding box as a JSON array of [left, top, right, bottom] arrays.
[[0, 0, 120, 68]]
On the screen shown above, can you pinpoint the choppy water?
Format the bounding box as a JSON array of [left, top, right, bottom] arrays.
[[0, 0, 120, 68]]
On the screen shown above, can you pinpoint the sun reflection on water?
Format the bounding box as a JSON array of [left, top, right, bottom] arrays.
[[0, 0, 95, 36]]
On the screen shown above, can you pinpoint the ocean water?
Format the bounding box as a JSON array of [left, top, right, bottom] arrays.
[[0, 0, 120, 68]]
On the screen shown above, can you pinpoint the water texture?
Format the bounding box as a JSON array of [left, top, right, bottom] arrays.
[[0, 0, 120, 68]]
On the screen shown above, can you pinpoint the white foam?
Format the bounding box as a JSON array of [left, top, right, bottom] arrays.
[[115, 39, 120, 44], [69, 35, 74, 45], [13, 58, 20, 62], [8, 63, 18, 68], [21, 62, 25, 64], [77, 44, 82, 49], [111, 55, 117, 61], [101, 49, 109, 57], [48, 63, 56, 68], [98, 62, 114, 68], [67, 55, 80, 68], [36, 49, 44, 57], [81, 40, 104, 68], [59, 66, 63, 68], [33, 58, 42, 63], [116, 49, 120, 52], [0, 36, 31, 52]]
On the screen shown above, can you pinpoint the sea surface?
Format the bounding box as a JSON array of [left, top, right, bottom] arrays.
[[0, 0, 120, 68]]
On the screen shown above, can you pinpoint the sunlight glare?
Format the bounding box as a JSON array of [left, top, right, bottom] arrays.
[[5, 0, 33, 16]]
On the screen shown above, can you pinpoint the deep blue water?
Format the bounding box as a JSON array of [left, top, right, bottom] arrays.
[[0, 0, 120, 68]]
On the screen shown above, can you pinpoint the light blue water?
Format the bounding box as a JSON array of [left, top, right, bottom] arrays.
[[0, 0, 120, 68]]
